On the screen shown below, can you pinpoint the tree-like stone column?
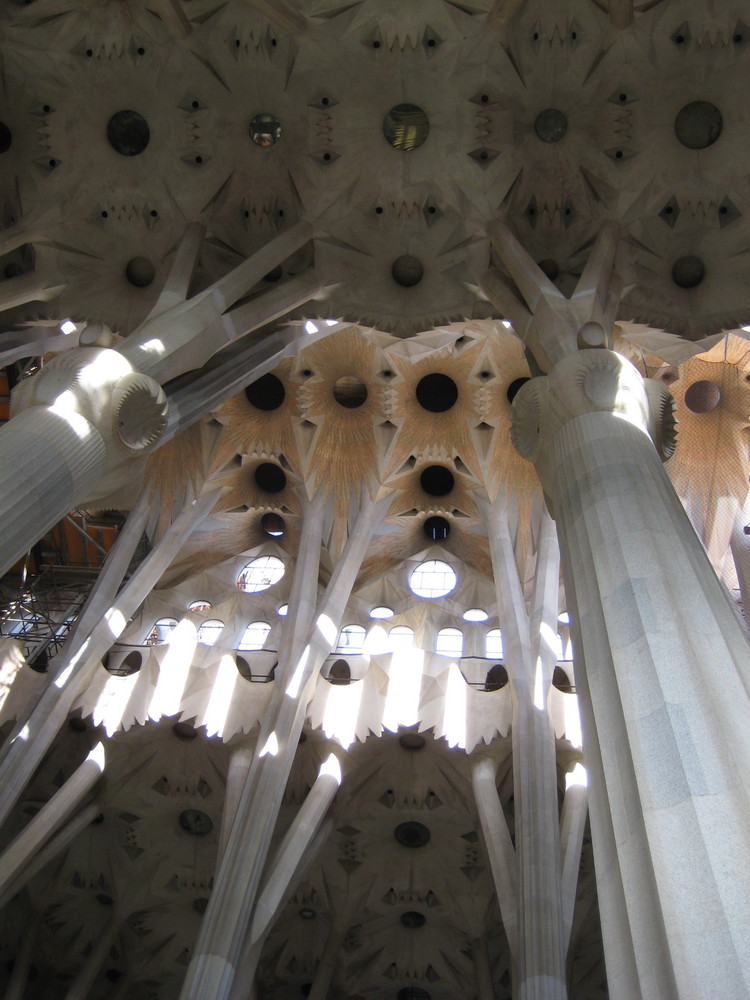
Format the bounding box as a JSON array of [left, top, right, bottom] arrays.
[[511, 349, 750, 1000]]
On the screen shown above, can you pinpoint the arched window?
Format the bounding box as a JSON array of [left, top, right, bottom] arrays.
[[485, 628, 504, 659], [237, 556, 285, 593], [238, 621, 272, 651], [336, 624, 366, 654], [198, 619, 224, 646], [148, 617, 178, 646], [388, 625, 415, 651], [189, 600, 212, 612], [435, 627, 463, 658]]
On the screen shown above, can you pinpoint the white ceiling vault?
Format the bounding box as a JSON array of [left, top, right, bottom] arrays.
[[1, 2, 750, 1000]]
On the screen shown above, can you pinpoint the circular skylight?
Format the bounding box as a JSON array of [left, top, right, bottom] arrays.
[[463, 607, 488, 622], [237, 556, 285, 593], [277, 603, 289, 617], [370, 606, 394, 619], [409, 560, 457, 598]]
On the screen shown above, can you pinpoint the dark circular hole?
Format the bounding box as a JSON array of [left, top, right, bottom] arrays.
[[416, 373, 458, 412], [480, 94, 489, 103], [255, 463, 287, 493], [137, 46, 145, 55], [150, 209, 158, 217], [383, 103, 430, 150], [394, 821, 430, 848], [684, 380, 721, 413], [101, 211, 109, 218], [0, 122, 12, 153], [480, 150, 488, 160], [420, 465, 454, 496], [193, 897, 209, 914], [250, 113, 281, 147], [107, 110, 150, 156], [538, 259, 559, 280], [423, 515, 450, 540], [125, 256, 155, 288], [485, 664, 509, 691], [48, 159, 56, 167], [192, 100, 199, 109], [328, 659, 351, 685], [86, 49, 93, 57], [264, 265, 283, 282], [106, 969, 122, 982], [173, 722, 197, 739], [674, 101, 723, 149], [619, 92, 627, 102], [179, 809, 213, 836], [195, 155, 203, 164], [322, 97, 330, 106], [261, 512, 285, 537], [427, 37, 436, 46], [507, 376, 531, 403], [375, 206, 384, 214], [399, 732, 426, 750], [534, 108, 568, 143], [672, 255, 705, 289], [401, 910, 426, 928], [373, 39, 381, 48], [392, 255, 424, 287], [615, 149, 623, 159], [675, 34, 685, 43], [333, 375, 368, 408], [245, 373, 285, 410], [323, 152, 331, 161]]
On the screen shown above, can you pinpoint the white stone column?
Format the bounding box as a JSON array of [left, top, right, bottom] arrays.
[[559, 780, 587, 951], [0, 743, 104, 898], [512, 349, 750, 1000], [63, 912, 122, 1000], [471, 756, 518, 958], [0, 405, 107, 577], [4, 908, 41, 1000], [0, 799, 102, 910], [179, 492, 389, 1000], [480, 497, 567, 1000]]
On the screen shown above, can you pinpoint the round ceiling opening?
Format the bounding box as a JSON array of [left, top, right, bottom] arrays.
[[125, 256, 155, 288], [420, 465, 455, 496], [392, 255, 424, 287], [674, 101, 723, 149], [107, 110, 150, 156], [672, 255, 705, 289], [684, 380, 721, 413], [399, 732, 426, 750], [423, 515, 450, 540], [255, 463, 287, 493], [394, 821, 431, 848], [261, 512, 285, 537], [250, 113, 282, 146], [333, 375, 368, 408], [383, 103, 430, 150], [534, 108, 568, 143], [245, 373, 285, 410], [179, 809, 213, 836], [401, 911, 426, 928], [416, 373, 458, 412]]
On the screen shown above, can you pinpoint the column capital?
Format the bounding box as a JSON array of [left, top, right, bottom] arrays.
[[510, 350, 677, 506]]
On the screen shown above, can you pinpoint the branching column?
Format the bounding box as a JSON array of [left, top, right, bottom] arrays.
[[180, 491, 389, 1000], [481, 497, 567, 1000], [511, 349, 750, 1000]]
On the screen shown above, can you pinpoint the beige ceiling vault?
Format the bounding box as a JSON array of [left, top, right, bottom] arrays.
[[0, 2, 750, 1000]]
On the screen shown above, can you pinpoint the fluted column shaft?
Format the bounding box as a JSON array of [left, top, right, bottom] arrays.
[[512, 350, 750, 1000], [0, 405, 106, 576]]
